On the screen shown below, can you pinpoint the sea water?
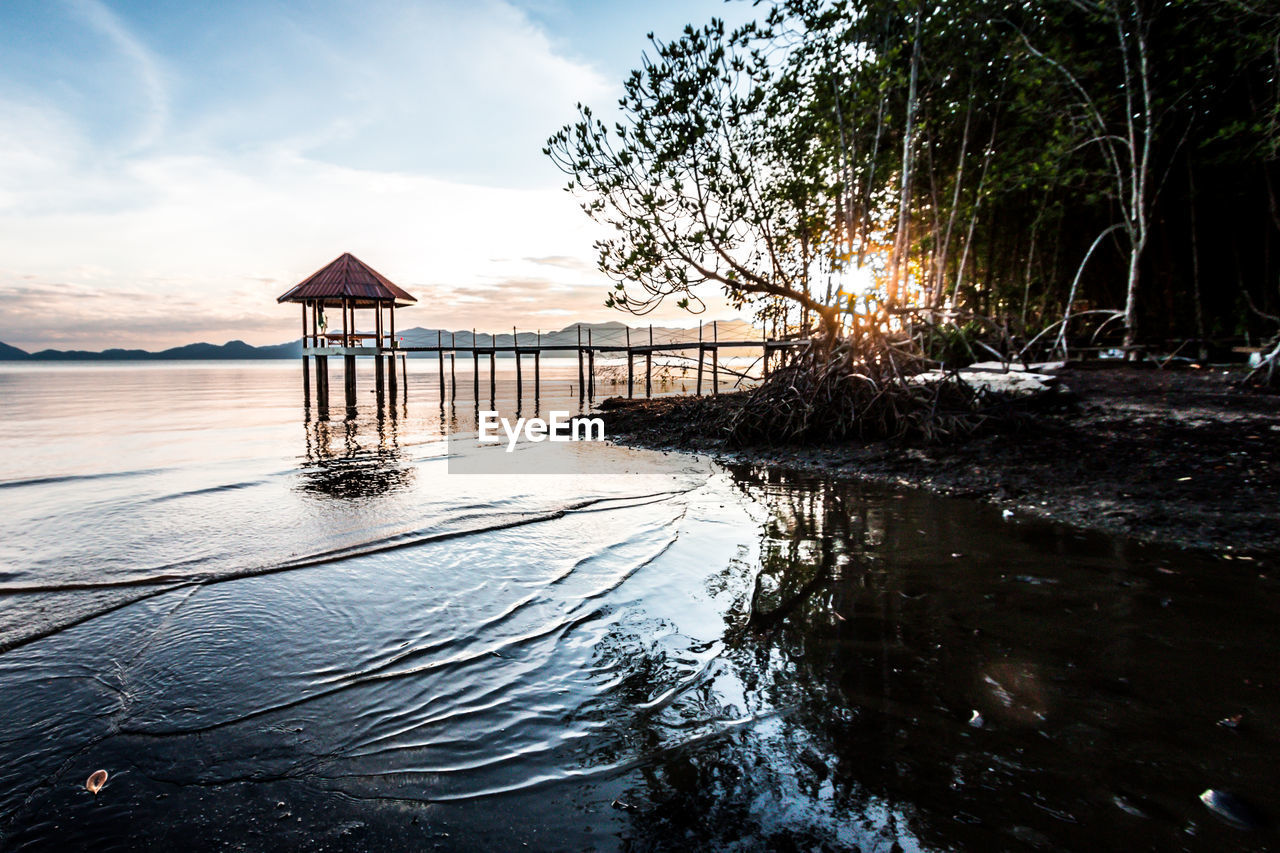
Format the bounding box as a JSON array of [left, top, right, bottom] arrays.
[[0, 360, 1276, 850]]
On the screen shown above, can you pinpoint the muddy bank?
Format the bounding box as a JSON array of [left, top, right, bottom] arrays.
[[598, 365, 1280, 554]]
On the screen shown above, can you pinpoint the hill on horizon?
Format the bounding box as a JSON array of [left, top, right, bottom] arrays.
[[0, 319, 761, 361]]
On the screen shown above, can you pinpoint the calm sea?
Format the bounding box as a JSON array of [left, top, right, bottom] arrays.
[[0, 360, 1276, 850]]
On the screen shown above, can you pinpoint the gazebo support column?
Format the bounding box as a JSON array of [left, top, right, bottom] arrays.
[[340, 297, 356, 413], [345, 352, 357, 411], [387, 352, 397, 400], [375, 340, 386, 411], [316, 355, 329, 417], [301, 302, 310, 406]]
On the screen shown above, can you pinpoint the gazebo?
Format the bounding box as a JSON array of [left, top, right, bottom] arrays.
[[277, 252, 416, 349], [278, 252, 416, 411]]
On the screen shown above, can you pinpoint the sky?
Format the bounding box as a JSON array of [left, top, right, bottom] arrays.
[[0, 0, 757, 351]]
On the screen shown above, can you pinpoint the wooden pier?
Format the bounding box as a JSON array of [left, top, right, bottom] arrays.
[[280, 252, 810, 416]]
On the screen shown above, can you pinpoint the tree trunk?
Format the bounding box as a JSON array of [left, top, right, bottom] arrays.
[[889, 5, 923, 306], [1122, 234, 1144, 354], [1188, 157, 1207, 359]]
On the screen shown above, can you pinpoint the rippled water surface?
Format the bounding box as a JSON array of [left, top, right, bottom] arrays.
[[0, 361, 1277, 851]]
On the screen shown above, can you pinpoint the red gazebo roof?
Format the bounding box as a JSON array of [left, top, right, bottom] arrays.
[[277, 253, 417, 307]]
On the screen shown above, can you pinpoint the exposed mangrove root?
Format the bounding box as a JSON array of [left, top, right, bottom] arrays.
[[728, 310, 994, 446]]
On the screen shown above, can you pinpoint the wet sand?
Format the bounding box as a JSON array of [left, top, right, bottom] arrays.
[[599, 364, 1280, 554]]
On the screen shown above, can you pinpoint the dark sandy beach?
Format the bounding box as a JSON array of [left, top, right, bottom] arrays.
[[599, 364, 1280, 554]]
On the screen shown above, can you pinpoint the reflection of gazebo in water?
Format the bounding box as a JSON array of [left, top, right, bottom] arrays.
[[277, 252, 417, 412], [298, 411, 414, 499]]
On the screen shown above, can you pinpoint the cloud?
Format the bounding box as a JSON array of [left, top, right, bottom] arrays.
[[0, 0, 748, 351], [523, 255, 595, 272], [0, 144, 625, 348]]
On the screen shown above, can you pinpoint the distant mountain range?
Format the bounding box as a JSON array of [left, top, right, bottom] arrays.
[[0, 320, 760, 361]]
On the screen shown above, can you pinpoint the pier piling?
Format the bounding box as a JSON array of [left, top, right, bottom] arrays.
[[626, 327, 633, 398], [645, 324, 653, 398], [316, 355, 329, 415], [712, 321, 718, 395], [375, 348, 385, 408], [587, 328, 595, 400], [577, 325, 584, 405], [514, 327, 522, 403], [437, 330, 445, 402], [344, 353, 356, 410]]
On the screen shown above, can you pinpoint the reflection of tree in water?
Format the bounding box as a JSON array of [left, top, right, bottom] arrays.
[[591, 465, 930, 852], [297, 411, 414, 499], [591, 463, 1233, 852]]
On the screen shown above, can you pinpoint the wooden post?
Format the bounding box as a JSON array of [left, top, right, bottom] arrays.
[[626, 327, 633, 398], [762, 324, 768, 379], [344, 353, 356, 410], [375, 301, 383, 350], [450, 333, 457, 401], [302, 353, 310, 405], [437, 330, 445, 401], [400, 353, 407, 403], [389, 302, 396, 350], [711, 321, 719, 396], [646, 324, 653, 397], [489, 349, 496, 407], [387, 353, 397, 399], [577, 325, 584, 404], [472, 328, 480, 402], [375, 344, 385, 408], [695, 321, 704, 396], [534, 330, 541, 402], [316, 355, 329, 417], [514, 327, 522, 403], [587, 328, 594, 400]]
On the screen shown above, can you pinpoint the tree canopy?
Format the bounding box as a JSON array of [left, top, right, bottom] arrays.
[[548, 0, 1280, 354]]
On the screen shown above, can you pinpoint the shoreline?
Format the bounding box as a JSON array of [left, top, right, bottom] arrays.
[[599, 364, 1280, 556]]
